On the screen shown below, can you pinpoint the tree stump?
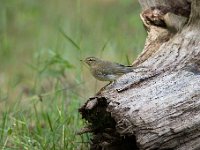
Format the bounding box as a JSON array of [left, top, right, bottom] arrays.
[[79, 0, 200, 149]]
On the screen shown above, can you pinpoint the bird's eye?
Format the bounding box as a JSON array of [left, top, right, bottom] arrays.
[[88, 58, 94, 61]]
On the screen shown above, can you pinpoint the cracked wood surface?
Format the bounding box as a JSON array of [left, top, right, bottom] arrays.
[[79, 0, 200, 149]]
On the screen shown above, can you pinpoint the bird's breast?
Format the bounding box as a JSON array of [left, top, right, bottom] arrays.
[[90, 68, 118, 81]]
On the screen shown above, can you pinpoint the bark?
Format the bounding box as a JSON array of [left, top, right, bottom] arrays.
[[79, 0, 200, 149]]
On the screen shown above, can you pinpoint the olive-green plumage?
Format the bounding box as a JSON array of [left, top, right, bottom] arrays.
[[83, 57, 135, 81]]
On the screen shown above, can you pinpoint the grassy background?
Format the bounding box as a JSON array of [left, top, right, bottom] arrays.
[[0, 0, 146, 149]]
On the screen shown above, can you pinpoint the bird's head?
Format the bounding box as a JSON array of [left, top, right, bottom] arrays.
[[82, 57, 101, 67]]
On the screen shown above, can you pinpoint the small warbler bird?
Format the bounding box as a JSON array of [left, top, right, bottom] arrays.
[[82, 57, 135, 81]]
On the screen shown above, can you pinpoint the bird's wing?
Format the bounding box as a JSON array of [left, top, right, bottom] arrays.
[[111, 63, 133, 74], [101, 62, 133, 75]]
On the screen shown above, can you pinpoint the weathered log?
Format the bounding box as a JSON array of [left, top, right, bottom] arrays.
[[79, 0, 200, 149]]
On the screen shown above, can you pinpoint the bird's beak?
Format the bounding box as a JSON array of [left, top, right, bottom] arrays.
[[80, 59, 83, 62]]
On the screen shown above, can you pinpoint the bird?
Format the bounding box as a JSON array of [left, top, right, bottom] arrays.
[[82, 57, 136, 81]]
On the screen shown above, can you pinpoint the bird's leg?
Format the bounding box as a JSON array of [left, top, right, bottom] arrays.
[[95, 81, 113, 95]]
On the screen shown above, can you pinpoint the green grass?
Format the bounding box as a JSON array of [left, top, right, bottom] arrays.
[[0, 0, 146, 149]]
